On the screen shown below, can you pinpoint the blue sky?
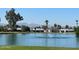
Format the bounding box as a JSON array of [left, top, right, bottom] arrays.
[[0, 8, 79, 26]]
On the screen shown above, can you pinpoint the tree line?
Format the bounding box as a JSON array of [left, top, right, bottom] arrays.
[[0, 8, 75, 32]]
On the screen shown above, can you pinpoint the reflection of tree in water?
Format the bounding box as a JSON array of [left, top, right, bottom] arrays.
[[44, 33, 48, 47], [0, 34, 3, 38], [44, 33, 58, 47], [7, 34, 17, 45], [53, 33, 58, 47], [76, 35, 79, 47]]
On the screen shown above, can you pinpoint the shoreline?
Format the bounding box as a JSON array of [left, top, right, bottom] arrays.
[[0, 32, 75, 34], [0, 46, 78, 50]]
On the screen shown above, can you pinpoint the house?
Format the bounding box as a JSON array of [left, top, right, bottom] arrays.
[[17, 28, 22, 31], [7, 28, 12, 31], [50, 26, 59, 32], [59, 28, 74, 33], [31, 27, 44, 32], [7, 27, 22, 31], [31, 27, 51, 32], [44, 29, 51, 32]]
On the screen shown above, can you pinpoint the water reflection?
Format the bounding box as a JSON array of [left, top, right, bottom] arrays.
[[0, 34, 3, 38], [44, 33, 58, 47], [44, 33, 48, 46], [76, 35, 79, 47], [0, 33, 77, 48], [6, 34, 17, 45]]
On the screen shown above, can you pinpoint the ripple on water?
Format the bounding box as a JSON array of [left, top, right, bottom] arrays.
[[35, 36, 74, 39]]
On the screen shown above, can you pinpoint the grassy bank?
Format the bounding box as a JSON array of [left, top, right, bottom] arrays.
[[0, 46, 79, 50]]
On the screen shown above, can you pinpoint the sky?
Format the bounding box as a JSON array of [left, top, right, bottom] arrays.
[[0, 8, 79, 26]]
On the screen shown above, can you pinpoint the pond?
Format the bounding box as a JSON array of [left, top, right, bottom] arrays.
[[0, 33, 79, 48]]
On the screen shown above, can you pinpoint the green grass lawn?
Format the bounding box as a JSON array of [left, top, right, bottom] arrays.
[[0, 46, 79, 50]]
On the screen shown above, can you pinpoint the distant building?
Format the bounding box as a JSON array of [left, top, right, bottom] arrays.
[[31, 27, 44, 32], [7, 27, 22, 31], [31, 26, 51, 32], [44, 29, 51, 32], [59, 28, 74, 33], [17, 28, 22, 31], [7, 28, 12, 31], [50, 26, 59, 32]]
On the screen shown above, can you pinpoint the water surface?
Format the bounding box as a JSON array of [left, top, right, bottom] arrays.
[[0, 33, 78, 48]]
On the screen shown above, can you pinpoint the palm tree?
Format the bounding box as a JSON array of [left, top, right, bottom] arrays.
[[45, 20, 48, 28], [58, 25, 61, 29], [54, 23, 57, 28], [76, 20, 78, 27], [45, 20, 48, 32], [65, 25, 69, 29], [75, 20, 79, 35]]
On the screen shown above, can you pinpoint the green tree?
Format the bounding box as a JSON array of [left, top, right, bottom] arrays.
[[76, 20, 78, 27], [45, 20, 49, 32], [58, 25, 61, 29], [45, 20, 48, 29], [54, 23, 57, 28], [0, 26, 4, 31], [42, 25, 47, 30], [65, 25, 69, 29], [5, 8, 23, 31], [21, 25, 30, 32]]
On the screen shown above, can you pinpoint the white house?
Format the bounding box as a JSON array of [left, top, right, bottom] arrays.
[[7, 27, 22, 31], [44, 29, 51, 32], [7, 28, 12, 31], [31, 27, 51, 32], [59, 28, 74, 33], [31, 27, 44, 32], [17, 28, 22, 31]]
